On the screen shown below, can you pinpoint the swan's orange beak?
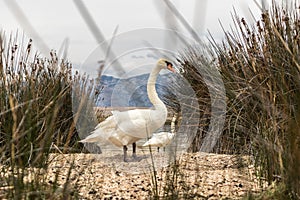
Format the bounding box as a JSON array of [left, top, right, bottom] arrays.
[[167, 64, 176, 73]]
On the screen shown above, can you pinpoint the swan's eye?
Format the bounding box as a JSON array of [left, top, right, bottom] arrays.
[[165, 61, 173, 67]]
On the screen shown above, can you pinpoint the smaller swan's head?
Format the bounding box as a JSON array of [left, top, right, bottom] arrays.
[[157, 58, 176, 73]]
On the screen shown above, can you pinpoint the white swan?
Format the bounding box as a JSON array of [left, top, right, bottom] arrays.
[[80, 59, 175, 161], [141, 113, 177, 152]]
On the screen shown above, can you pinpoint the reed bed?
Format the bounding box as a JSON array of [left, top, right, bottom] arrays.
[[0, 32, 92, 199], [175, 2, 300, 199]]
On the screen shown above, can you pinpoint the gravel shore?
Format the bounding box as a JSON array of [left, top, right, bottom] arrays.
[[46, 151, 264, 199]]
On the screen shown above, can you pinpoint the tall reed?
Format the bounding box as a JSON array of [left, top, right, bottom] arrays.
[[176, 2, 300, 198], [213, 3, 300, 198]]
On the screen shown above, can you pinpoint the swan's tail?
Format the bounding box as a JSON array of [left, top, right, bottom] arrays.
[[79, 127, 110, 143], [79, 134, 102, 143], [80, 115, 116, 143]]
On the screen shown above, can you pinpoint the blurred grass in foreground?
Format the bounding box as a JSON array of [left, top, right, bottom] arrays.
[[0, 32, 96, 198]]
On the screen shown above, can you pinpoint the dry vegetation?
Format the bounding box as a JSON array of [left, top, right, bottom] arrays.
[[0, 2, 300, 199]]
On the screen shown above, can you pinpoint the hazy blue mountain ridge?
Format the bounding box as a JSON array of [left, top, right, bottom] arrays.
[[96, 73, 176, 108]]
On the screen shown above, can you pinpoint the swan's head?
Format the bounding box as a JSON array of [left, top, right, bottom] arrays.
[[157, 58, 176, 73]]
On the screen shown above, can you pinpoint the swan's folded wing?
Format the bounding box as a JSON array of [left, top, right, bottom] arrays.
[[108, 130, 140, 147], [117, 118, 149, 138], [112, 109, 151, 122], [112, 110, 153, 138]]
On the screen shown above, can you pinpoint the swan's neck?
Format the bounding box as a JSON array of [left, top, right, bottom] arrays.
[[147, 65, 166, 110], [170, 114, 177, 134]]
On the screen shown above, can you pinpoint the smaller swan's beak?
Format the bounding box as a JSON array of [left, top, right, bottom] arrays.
[[167, 64, 176, 73]]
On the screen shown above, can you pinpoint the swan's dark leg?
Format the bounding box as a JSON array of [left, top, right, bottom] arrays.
[[132, 142, 137, 158], [157, 147, 160, 152], [123, 145, 128, 162]]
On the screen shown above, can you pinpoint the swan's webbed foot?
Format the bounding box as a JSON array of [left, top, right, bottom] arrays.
[[123, 143, 142, 162], [132, 153, 137, 159], [132, 143, 142, 161], [132, 155, 138, 161]]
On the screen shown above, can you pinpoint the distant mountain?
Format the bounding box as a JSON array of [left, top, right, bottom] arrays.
[[96, 73, 177, 108]]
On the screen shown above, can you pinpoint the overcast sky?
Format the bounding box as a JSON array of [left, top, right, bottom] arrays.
[[0, 0, 276, 76]]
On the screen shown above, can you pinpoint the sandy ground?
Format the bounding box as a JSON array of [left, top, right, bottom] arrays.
[[46, 150, 265, 199]]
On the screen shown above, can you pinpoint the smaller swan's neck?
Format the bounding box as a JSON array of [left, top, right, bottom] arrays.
[[170, 113, 177, 134], [147, 65, 166, 111]]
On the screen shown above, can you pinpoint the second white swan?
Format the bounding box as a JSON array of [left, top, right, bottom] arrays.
[[141, 113, 177, 152]]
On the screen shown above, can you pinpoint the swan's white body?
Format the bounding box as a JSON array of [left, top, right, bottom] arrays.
[[80, 59, 175, 161], [142, 113, 177, 151]]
